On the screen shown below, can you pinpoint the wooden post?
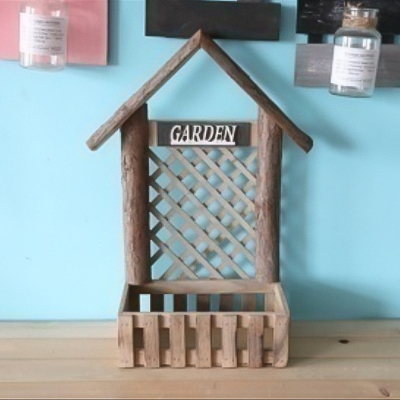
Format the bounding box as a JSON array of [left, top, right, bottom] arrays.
[[121, 104, 151, 285], [255, 108, 283, 284]]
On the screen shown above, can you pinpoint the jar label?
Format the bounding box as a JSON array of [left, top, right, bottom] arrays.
[[20, 13, 67, 56], [330, 46, 380, 88]]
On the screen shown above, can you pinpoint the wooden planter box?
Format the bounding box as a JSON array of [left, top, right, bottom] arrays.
[[118, 281, 289, 368], [86, 31, 312, 371]]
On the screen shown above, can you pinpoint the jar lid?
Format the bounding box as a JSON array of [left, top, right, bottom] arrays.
[[343, 7, 379, 29]]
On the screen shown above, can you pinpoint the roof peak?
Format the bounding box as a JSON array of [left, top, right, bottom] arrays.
[[86, 30, 313, 152]]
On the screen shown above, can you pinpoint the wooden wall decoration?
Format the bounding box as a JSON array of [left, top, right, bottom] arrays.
[[87, 30, 313, 368], [294, 0, 400, 88], [146, 0, 281, 41]]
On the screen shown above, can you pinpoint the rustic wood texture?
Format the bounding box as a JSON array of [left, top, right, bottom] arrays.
[[222, 315, 238, 368], [125, 314, 273, 330], [273, 315, 290, 368], [9, 319, 400, 393], [274, 283, 290, 316], [117, 284, 288, 368], [118, 316, 134, 368], [87, 31, 312, 153], [121, 105, 151, 286], [146, 0, 281, 41], [170, 315, 186, 368], [297, 0, 400, 35], [143, 315, 160, 368], [196, 315, 212, 368], [4, 319, 400, 339], [126, 280, 273, 295], [86, 30, 202, 150], [255, 109, 282, 284], [295, 44, 400, 88], [200, 33, 312, 152], [248, 315, 264, 368]]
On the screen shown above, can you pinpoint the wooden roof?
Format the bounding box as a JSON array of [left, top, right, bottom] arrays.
[[86, 30, 313, 152]]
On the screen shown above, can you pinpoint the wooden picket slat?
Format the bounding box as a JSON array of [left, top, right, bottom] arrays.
[[118, 316, 134, 368], [222, 315, 237, 368], [273, 314, 289, 368], [248, 315, 264, 368], [143, 315, 160, 368], [196, 315, 212, 368], [170, 315, 186, 368]]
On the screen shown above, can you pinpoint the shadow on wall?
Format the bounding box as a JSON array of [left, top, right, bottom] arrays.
[[281, 137, 383, 321]]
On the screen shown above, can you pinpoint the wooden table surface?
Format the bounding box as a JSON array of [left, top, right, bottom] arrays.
[[1, 320, 400, 399]]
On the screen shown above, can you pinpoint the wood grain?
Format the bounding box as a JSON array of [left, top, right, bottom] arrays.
[[200, 33, 313, 152], [2, 320, 400, 340], [248, 315, 264, 368], [118, 316, 134, 368], [3, 320, 400, 398], [2, 380, 400, 399], [127, 280, 272, 295], [222, 315, 238, 368], [273, 314, 289, 368], [170, 315, 186, 368], [121, 105, 151, 286], [146, 0, 281, 41], [86, 30, 202, 150], [87, 31, 313, 152], [143, 315, 160, 368], [255, 109, 282, 284], [196, 315, 212, 368]]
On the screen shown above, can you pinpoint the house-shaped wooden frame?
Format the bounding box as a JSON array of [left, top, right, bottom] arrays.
[[87, 30, 313, 369]]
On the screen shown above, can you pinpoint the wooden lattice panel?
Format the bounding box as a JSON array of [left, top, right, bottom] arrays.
[[149, 147, 257, 281]]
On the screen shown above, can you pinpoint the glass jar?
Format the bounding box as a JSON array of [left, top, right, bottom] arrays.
[[19, 0, 68, 71], [329, 7, 381, 98]]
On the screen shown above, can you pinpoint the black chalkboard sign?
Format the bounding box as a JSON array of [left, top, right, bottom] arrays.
[[157, 121, 251, 147], [146, 0, 281, 41], [297, 0, 400, 35]]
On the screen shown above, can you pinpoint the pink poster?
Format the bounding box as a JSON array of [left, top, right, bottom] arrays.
[[0, 0, 108, 65]]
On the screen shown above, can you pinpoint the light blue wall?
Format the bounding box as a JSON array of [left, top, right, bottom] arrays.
[[1, 0, 400, 320]]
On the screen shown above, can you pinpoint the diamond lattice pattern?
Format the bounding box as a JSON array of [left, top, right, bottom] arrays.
[[149, 147, 257, 280]]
